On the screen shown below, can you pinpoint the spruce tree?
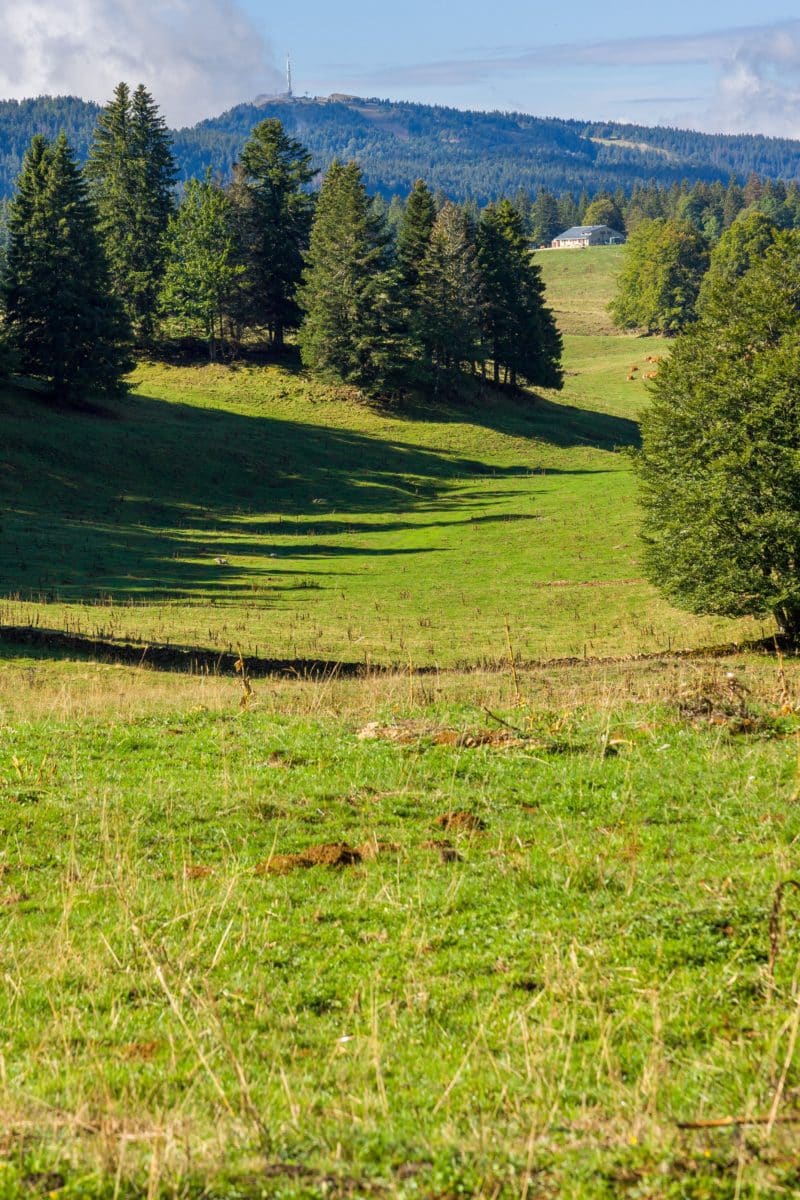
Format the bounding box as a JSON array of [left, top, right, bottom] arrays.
[[4, 133, 132, 403], [160, 176, 246, 361], [396, 179, 436, 289], [414, 202, 483, 388], [231, 119, 314, 348], [637, 232, 800, 642], [477, 200, 562, 389], [298, 160, 400, 393], [86, 82, 176, 340], [531, 191, 561, 245]]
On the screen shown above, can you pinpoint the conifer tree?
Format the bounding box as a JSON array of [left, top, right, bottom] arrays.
[[396, 179, 436, 289], [637, 232, 800, 643], [86, 82, 176, 340], [477, 200, 562, 389], [531, 191, 561, 245], [230, 119, 315, 348], [298, 160, 400, 392], [414, 202, 483, 387], [160, 176, 246, 361], [4, 133, 132, 403]]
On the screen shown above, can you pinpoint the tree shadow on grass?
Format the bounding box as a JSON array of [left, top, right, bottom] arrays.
[[0, 384, 629, 608], [396, 386, 641, 451]]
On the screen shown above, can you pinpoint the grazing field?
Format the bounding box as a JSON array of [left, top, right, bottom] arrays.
[[1, 652, 800, 1197], [1, 248, 795, 1199], [0, 333, 759, 667], [534, 247, 625, 336]]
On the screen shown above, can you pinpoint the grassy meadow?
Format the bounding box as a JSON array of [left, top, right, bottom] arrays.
[[1, 248, 799, 1198], [0, 250, 761, 666]]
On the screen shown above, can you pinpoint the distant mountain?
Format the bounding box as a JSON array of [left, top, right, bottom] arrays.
[[2, 93, 800, 202]]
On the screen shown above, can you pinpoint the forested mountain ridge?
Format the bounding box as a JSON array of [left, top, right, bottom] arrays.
[[2, 92, 800, 201]]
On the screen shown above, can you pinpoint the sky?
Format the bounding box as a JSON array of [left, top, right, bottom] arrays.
[[2, 0, 800, 136]]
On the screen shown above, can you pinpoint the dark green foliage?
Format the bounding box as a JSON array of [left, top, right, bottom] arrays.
[[396, 178, 436, 288], [637, 232, 800, 640], [9, 94, 800, 206], [413, 202, 484, 386], [298, 160, 401, 393], [160, 176, 246, 360], [477, 200, 562, 388], [610, 218, 709, 334], [531, 191, 561, 246], [3, 134, 132, 403], [86, 83, 176, 339], [697, 210, 778, 314], [582, 193, 624, 231], [229, 119, 315, 347]]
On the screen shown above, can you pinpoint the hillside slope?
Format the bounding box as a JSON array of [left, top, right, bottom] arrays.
[[2, 93, 800, 200]]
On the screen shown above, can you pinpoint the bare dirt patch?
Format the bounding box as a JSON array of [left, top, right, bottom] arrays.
[[256, 843, 363, 875], [434, 811, 486, 833]]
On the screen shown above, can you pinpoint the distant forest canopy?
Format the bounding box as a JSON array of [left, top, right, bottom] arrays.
[[3, 93, 800, 202]]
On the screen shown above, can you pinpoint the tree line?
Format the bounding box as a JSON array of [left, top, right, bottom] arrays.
[[605, 175, 800, 335], [5, 95, 800, 206], [0, 83, 562, 404]]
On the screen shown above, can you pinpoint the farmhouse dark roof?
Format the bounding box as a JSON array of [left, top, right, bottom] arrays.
[[555, 225, 617, 238]]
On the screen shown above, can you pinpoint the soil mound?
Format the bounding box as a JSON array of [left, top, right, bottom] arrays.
[[256, 843, 362, 874], [434, 811, 486, 832]]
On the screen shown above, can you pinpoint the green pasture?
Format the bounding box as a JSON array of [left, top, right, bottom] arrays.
[[0, 247, 795, 1199], [0, 655, 799, 1197], [534, 246, 625, 336], [0, 327, 760, 666]]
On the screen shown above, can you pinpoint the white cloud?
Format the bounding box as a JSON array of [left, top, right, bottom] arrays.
[[360, 21, 800, 137], [0, 0, 282, 126]]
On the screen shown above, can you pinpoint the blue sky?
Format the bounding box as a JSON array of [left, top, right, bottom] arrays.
[[241, 1, 800, 135], [3, 1, 800, 133]]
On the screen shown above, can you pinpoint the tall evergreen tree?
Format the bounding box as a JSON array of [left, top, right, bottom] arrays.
[[396, 178, 436, 289], [637, 232, 800, 642], [298, 160, 400, 392], [478, 200, 562, 389], [414, 202, 483, 388], [86, 82, 176, 340], [160, 176, 246, 361], [531, 190, 561, 245], [4, 133, 131, 403], [230, 119, 315, 347]]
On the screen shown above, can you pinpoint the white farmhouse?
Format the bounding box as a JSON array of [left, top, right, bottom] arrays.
[[551, 224, 626, 248]]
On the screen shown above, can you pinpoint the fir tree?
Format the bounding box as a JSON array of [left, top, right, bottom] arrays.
[[396, 178, 436, 289], [478, 200, 562, 389], [637, 232, 800, 643], [414, 202, 483, 388], [231, 119, 315, 347], [298, 160, 400, 393], [160, 176, 246, 361], [86, 82, 176, 340], [4, 133, 132, 403], [531, 191, 561, 246]]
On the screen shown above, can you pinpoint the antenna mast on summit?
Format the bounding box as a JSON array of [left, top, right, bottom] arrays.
[[286, 54, 293, 98]]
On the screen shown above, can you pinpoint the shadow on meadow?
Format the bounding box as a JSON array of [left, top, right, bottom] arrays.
[[397, 386, 641, 451], [0, 381, 634, 605]]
